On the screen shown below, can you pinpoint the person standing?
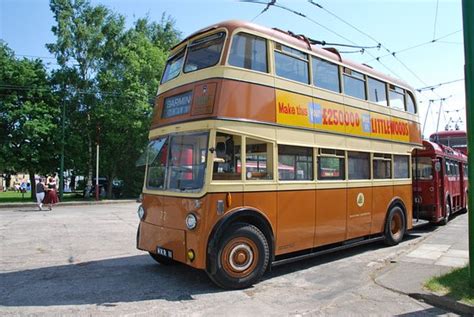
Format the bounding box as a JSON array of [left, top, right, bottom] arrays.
[[36, 178, 45, 211], [43, 175, 59, 210]]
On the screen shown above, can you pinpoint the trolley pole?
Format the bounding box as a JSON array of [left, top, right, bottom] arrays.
[[462, 0, 474, 287]]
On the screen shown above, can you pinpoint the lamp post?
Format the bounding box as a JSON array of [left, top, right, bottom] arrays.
[[59, 90, 65, 200], [461, 0, 474, 287]]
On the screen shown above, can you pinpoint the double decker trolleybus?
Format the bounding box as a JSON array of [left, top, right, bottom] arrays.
[[136, 21, 422, 289], [429, 130, 468, 155], [413, 140, 468, 224]]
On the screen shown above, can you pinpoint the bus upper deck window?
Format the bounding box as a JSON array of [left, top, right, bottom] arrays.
[[406, 91, 417, 114], [229, 32, 267, 73], [368, 77, 387, 107], [274, 43, 309, 84], [389, 85, 405, 111], [343, 68, 366, 100], [312, 57, 340, 93], [161, 49, 185, 83], [184, 32, 225, 73], [212, 133, 242, 181]]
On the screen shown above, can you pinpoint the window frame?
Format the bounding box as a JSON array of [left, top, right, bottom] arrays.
[[348, 151, 370, 180], [277, 144, 314, 181], [317, 148, 346, 181], [373, 153, 392, 179], [343, 67, 367, 100], [274, 43, 310, 84], [228, 32, 268, 73], [312, 56, 341, 93], [388, 84, 406, 111], [367, 76, 388, 107], [183, 31, 226, 74]]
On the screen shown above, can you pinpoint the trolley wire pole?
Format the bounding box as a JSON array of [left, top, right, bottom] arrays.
[[461, 0, 474, 287]]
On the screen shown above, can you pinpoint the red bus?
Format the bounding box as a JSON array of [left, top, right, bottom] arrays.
[[413, 140, 468, 224], [429, 130, 467, 155]]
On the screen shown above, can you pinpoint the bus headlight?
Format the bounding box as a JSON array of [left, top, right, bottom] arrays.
[[185, 213, 197, 230], [137, 205, 145, 220]]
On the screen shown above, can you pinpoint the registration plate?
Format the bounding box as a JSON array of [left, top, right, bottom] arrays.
[[156, 247, 173, 259]]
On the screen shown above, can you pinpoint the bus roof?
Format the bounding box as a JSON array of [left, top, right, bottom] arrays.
[[420, 140, 467, 161], [429, 130, 467, 138], [175, 20, 415, 92]]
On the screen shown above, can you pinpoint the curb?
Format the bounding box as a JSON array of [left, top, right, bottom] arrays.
[[0, 200, 138, 209], [409, 293, 474, 315]]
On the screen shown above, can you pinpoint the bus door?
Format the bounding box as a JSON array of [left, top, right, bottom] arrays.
[[435, 158, 444, 219]]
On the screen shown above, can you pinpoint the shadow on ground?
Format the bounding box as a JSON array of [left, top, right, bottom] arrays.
[[0, 227, 435, 307], [0, 255, 215, 307]]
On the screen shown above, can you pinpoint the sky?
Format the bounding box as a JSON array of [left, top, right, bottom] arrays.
[[0, 0, 467, 137]]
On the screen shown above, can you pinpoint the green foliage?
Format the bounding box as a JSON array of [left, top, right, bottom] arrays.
[[0, 42, 60, 178], [46, 0, 181, 197], [425, 266, 474, 305]]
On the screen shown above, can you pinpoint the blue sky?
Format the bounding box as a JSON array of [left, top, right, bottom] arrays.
[[0, 0, 466, 136]]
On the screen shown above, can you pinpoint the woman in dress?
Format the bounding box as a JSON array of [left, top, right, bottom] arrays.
[[43, 175, 59, 210]]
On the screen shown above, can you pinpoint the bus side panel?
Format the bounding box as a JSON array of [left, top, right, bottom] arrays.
[[393, 184, 413, 230], [371, 186, 393, 234], [243, 191, 278, 240], [408, 121, 422, 144], [217, 80, 276, 123], [192, 192, 245, 269], [346, 187, 372, 239], [276, 190, 315, 255], [314, 189, 347, 247]]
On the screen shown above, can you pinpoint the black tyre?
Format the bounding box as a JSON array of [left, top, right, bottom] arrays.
[[207, 223, 269, 289], [384, 206, 406, 246], [149, 252, 175, 265], [440, 202, 451, 226]]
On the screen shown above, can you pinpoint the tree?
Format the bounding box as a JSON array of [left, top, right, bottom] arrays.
[[0, 42, 59, 198], [47, 0, 125, 193], [96, 16, 180, 197]]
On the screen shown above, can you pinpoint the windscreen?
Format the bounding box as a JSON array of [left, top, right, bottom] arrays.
[[413, 156, 433, 180], [184, 32, 225, 73], [161, 49, 185, 83], [146, 132, 209, 192]]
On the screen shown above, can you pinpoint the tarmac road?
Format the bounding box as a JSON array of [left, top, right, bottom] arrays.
[[0, 202, 459, 316]]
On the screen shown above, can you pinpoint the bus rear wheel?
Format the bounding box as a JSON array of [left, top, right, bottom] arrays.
[[208, 223, 269, 289], [384, 206, 406, 246], [440, 202, 451, 226]]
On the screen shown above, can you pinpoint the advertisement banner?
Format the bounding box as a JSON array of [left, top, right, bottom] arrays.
[[276, 90, 412, 143]]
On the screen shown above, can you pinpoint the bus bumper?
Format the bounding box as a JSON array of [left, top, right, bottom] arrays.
[[137, 221, 187, 263], [137, 221, 206, 269]]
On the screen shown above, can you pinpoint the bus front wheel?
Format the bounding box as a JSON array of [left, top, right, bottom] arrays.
[[384, 206, 406, 246], [208, 223, 269, 289]]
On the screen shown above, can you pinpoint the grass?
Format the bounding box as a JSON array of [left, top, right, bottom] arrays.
[[425, 266, 474, 306], [0, 191, 85, 203]]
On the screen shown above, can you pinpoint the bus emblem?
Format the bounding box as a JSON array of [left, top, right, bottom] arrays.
[[357, 193, 365, 207]]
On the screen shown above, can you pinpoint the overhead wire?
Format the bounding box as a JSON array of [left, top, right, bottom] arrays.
[[432, 0, 440, 40], [244, 0, 404, 79], [417, 78, 464, 92], [306, 0, 459, 131], [365, 29, 462, 63]]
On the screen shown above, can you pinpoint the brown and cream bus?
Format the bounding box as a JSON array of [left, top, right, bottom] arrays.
[[136, 20, 422, 289]]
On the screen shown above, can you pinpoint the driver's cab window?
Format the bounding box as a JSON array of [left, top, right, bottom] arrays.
[[212, 132, 241, 180], [246, 138, 273, 180]]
